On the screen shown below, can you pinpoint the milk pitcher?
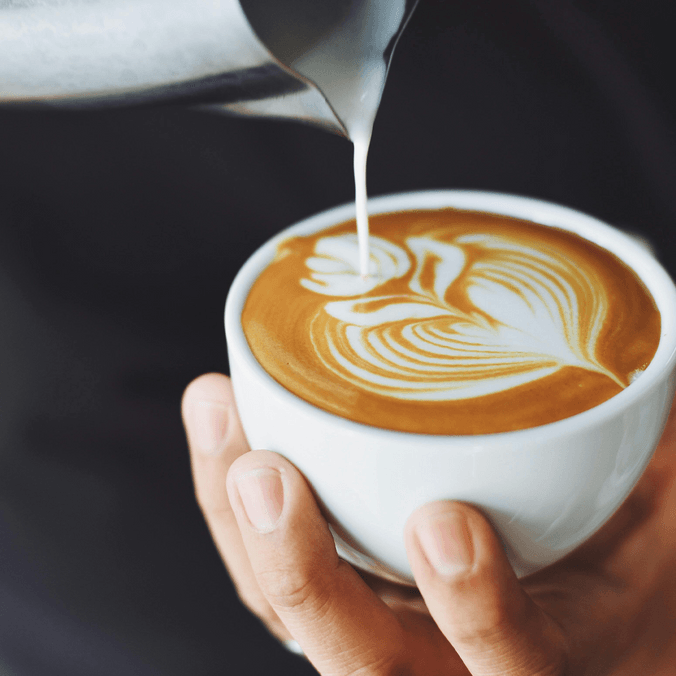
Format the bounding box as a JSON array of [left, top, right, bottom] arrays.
[[0, 0, 417, 136]]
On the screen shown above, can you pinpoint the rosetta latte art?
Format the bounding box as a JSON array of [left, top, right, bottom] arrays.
[[302, 232, 625, 401]]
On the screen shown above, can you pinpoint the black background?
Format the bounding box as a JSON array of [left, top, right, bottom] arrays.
[[1, 1, 675, 674]]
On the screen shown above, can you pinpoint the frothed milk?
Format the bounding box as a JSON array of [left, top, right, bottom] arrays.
[[243, 208, 660, 434]]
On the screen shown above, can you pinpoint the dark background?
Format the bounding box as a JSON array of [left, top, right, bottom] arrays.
[[1, 1, 675, 674]]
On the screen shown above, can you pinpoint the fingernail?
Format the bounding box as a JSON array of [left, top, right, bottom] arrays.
[[235, 468, 284, 533], [415, 511, 474, 576], [191, 400, 229, 456]]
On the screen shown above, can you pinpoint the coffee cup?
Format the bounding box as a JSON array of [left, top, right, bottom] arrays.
[[225, 190, 676, 584]]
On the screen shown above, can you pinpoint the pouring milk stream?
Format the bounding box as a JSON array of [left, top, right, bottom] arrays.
[[1, 0, 419, 274]]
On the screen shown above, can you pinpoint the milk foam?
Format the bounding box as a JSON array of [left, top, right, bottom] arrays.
[[301, 233, 410, 296], [304, 231, 624, 401]]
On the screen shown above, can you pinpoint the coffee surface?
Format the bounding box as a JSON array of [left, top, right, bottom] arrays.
[[242, 209, 660, 434]]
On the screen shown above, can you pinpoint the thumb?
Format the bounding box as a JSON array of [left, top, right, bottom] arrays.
[[405, 502, 567, 676]]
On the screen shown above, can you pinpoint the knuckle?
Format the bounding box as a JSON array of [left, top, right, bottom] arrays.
[[256, 562, 333, 619], [455, 602, 513, 643], [446, 579, 517, 641]]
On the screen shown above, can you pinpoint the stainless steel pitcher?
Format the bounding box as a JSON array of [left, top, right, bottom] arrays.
[[0, 0, 417, 136]]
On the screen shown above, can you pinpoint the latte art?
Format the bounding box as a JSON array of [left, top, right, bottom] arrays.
[[242, 209, 660, 434], [308, 230, 624, 401]]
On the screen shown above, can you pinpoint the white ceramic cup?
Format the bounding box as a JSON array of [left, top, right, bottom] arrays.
[[225, 190, 676, 584]]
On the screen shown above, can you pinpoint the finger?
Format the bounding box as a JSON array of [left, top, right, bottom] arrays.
[[406, 502, 568, 675], [227, 449, 452, 675], [182, 374, 290, 640]]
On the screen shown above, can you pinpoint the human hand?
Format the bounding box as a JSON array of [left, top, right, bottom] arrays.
[[182, 372, 676, 675]]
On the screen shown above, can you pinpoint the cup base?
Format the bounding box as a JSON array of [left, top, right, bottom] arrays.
[[330, 526, 415, 586]]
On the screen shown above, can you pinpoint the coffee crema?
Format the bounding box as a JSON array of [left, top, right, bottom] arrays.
[[242, 209, 660, 434]]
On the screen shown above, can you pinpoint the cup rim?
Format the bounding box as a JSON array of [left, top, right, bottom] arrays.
[[225, 189, 676, 443]]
